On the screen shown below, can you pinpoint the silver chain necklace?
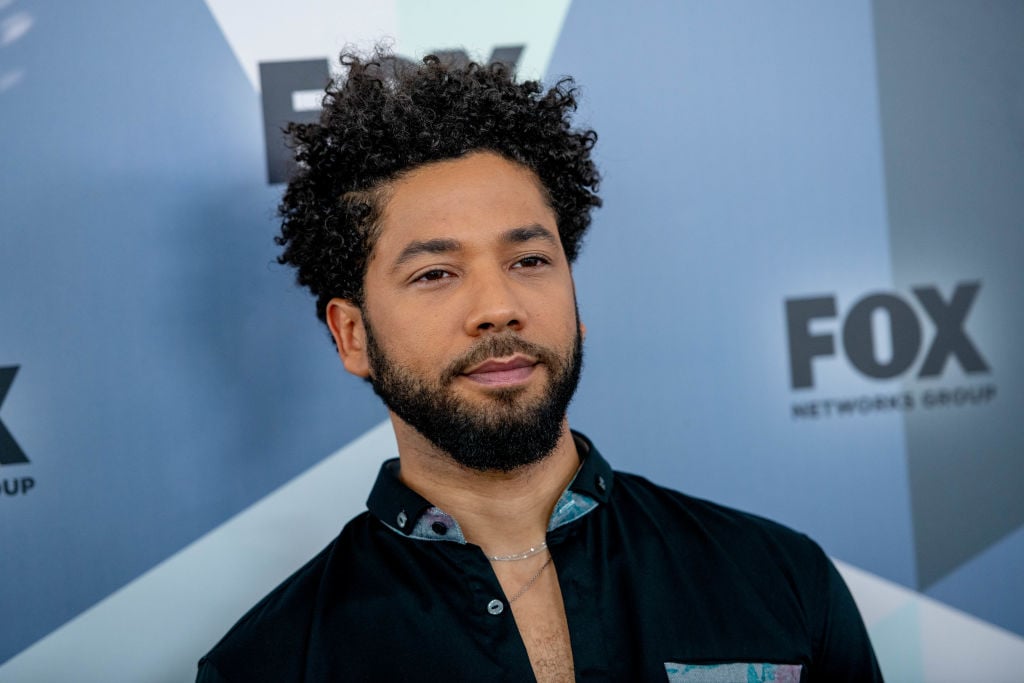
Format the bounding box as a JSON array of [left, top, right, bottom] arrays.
[[507, 554, 553, 603], [487, 541, 548, 562]]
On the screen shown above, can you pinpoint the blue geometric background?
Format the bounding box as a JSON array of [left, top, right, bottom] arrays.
[[1, 0, 1020, 676]]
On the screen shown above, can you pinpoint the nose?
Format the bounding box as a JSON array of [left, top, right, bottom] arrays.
[[464, 270, 525, 335]]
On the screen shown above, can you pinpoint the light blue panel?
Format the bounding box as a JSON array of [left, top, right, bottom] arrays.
[[869, 600, 925, 682], [0, 0, 383, 663], [551, 1, 915, 587]]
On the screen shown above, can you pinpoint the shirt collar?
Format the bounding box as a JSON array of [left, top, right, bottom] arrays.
[[365, 430, 613, 542]]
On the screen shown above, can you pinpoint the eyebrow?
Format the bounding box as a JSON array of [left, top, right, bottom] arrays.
[[391, 238, 462, 273], [502, 224, 558, 246], [390, 224, 558, 273]]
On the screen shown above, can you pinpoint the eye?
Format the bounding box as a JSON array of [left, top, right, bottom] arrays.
[[513, 255, 550, 269], [413, 269, 453, 283]]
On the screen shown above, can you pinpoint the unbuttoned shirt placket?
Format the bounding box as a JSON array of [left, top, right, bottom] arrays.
[[369, 438, 612, 681]]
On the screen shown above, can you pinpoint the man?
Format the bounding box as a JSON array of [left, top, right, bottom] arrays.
[[198, 51, 882, 682]]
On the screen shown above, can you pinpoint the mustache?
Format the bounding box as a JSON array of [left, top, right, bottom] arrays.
[[441, 334, 558, 384]]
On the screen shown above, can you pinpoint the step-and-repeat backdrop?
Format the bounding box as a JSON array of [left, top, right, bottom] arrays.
[[2, 1, 1021, 680]]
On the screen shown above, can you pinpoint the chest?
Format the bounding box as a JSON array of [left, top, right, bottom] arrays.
[[494, 558, 575, 683], [313, 515, 819, 681]]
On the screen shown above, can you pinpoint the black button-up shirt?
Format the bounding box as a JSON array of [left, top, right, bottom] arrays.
[[198, 433, 882, 681]]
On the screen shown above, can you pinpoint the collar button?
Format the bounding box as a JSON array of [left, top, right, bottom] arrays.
[[596, 475, 607, 493], [396, 510, 408, 529]]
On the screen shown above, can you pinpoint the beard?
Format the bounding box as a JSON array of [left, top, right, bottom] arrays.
[[362, 314, 583, 473]]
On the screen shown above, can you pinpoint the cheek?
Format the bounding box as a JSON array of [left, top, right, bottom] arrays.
[[533, 298, 579, 349], [552, 281, 580, 330], [375, 302, 461, 363]]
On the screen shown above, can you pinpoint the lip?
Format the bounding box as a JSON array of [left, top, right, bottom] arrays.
[[461, 354, 539, 386]]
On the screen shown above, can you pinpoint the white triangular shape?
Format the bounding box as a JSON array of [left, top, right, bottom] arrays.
[[202, 0, 399, 92], [202, 0, 572, 94], [836, 560, 1024, 681]]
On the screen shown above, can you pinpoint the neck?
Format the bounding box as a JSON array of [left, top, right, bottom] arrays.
[[389, 414, 580, 557]]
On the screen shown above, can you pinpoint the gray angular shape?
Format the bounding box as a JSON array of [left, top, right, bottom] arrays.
[[872, 0, 1024, 589]]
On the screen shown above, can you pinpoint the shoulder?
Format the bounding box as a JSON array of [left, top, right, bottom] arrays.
[[196, 512, 373, 682], [607, 471, 834, 626], [608, 472, 882, 680], [611, 470, 825, 563]]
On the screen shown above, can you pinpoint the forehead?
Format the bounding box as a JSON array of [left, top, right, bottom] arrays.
[[373, 152, 557, 255]]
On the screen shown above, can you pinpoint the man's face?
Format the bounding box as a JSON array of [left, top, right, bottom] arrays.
[[336, 151, 584, 472]]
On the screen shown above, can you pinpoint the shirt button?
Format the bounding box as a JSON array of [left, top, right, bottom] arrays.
[[431, 521, 448, 535], [596, 475, 607, 493], [396, 510, 408, 529], [487, 599, 504, 615]]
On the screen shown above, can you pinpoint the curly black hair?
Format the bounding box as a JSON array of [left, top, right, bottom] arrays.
[[275, 49, 602, 323]]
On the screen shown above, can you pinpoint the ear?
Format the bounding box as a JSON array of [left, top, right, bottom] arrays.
[[579, 320, 587, 340], [326, 298, 371, 378]]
